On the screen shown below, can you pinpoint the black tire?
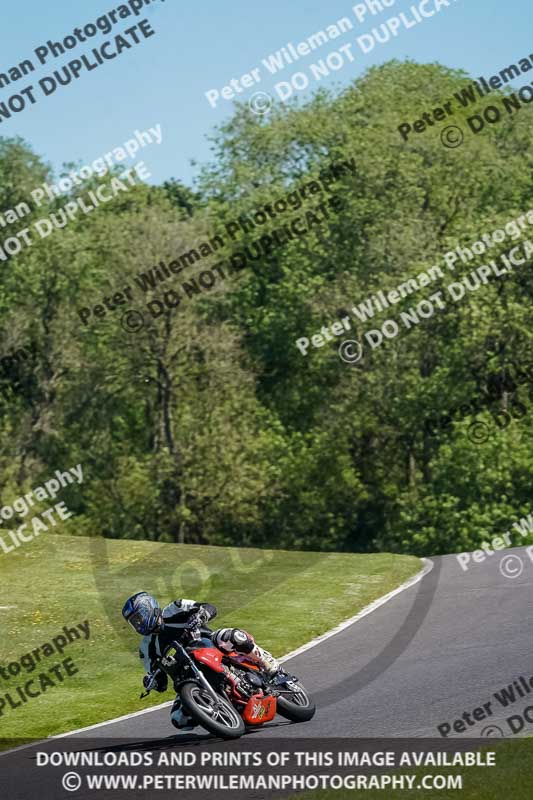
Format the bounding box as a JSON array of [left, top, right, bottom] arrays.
[[180, 681, 245, 739], [275, 679, 316, 722]]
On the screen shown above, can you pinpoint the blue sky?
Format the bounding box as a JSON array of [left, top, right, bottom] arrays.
[[1, 0, 530, 188]]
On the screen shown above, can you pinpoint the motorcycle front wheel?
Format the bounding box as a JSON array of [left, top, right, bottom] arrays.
[[276, 679, 316, 722], [180, 681, 245, 739]]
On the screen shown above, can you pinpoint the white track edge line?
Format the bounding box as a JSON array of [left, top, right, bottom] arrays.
[[0, 557, 433, 757]]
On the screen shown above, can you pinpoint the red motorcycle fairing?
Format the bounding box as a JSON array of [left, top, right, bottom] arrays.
[[190, 646, 226, 673], [242, 694, 277, 724], [191, 646, 264, 706]]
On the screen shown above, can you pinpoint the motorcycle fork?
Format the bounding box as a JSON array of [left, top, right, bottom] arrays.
[[186, 660, 223, 704]]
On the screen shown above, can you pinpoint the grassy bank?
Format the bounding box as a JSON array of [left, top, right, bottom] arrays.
[[0, 533, 420, 744]]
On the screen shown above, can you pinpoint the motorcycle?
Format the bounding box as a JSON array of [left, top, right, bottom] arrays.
[[140, 634, 316, 739]]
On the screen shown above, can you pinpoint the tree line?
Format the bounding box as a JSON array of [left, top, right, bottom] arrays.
[[0, 60, 532, 556]]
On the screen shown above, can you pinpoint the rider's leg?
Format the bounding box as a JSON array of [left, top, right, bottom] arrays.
[[212, 628, 281, 675], [248, 644, 281, 675], [170, 696, 196, 731]]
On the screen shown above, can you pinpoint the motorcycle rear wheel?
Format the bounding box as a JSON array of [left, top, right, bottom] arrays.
[[276, 679, 316, 722], [180, 681, 245, 739]]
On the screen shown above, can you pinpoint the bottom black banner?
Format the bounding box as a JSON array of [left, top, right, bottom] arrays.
[[0, 736, 505, 800]]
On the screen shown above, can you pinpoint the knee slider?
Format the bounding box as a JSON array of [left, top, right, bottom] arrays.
[[170, 697, 181, 714], [170, 698, 189, 729]]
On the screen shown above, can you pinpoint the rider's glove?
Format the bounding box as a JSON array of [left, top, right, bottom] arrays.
[[143, 670, 167, 693], [186, 607, 209, 631]]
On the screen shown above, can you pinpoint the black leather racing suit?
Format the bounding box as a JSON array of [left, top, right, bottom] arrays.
[[138, 598, 279, 729]]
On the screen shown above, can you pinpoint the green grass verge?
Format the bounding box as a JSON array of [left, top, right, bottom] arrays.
[[0, 533, 420, 745], [294, 740, 533, 800]]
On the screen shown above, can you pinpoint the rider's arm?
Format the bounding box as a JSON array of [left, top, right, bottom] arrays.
[[194, 602, 217, 622], [165, 599, 217, 623], [139, 635, 168, 692], [139, 635, 153, 672]]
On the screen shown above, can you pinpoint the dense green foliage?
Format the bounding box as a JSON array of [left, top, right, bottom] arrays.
[[1, 61, 532, 555]]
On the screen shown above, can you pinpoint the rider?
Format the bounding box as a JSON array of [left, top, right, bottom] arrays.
[[122, 591, 281, 730]]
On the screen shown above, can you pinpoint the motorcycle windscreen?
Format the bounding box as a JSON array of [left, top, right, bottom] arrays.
[[242, 695, 277, 725]]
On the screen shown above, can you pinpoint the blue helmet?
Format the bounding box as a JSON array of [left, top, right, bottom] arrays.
[[122, 591, 163, 635]]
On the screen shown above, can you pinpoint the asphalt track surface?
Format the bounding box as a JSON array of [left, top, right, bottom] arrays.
[[66, 545, 533, 739], [3, 546, 533, 799]]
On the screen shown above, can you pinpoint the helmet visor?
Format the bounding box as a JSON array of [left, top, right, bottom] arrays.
[[127, 610, 147, 633]]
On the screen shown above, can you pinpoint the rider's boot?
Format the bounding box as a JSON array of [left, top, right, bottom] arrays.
[[170, 698, 196, 731], [248, 645, 282, 676]]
